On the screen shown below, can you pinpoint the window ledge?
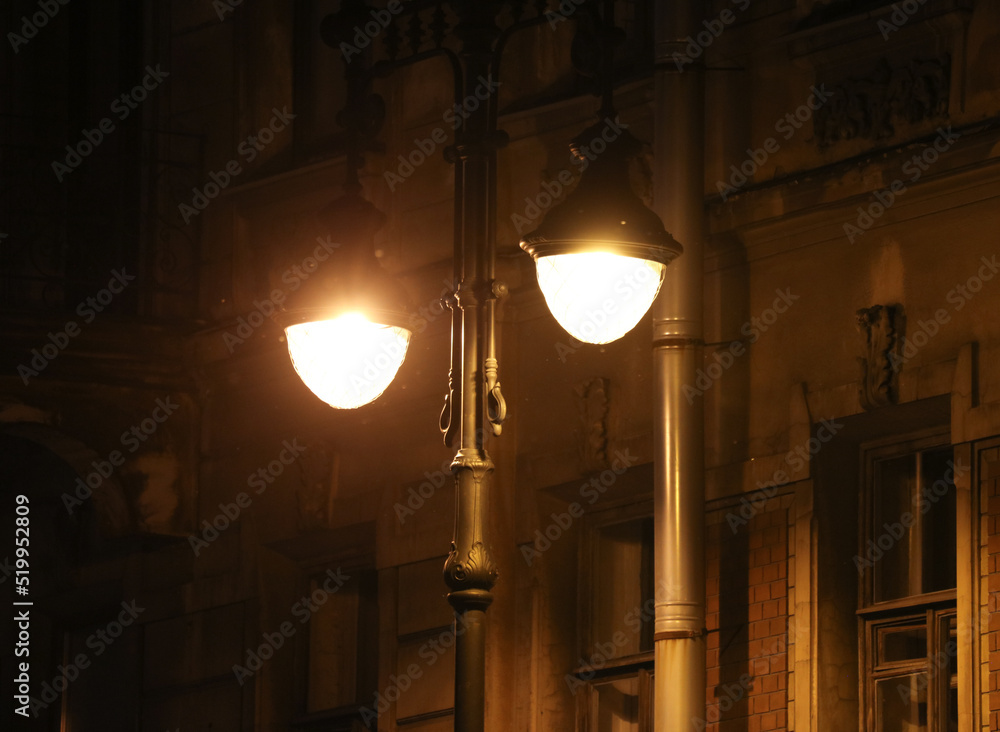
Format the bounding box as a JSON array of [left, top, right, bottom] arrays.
[[571, 651, 654, 680], [857, 588, 957, 616]]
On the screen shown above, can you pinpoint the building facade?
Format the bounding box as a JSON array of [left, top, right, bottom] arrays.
[[2, 0, 1000, 731]]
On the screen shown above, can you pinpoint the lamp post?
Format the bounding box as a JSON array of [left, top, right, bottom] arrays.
[[288, 4, 522, 730], [279, 2, 686, 731], [652, 1, 707, 729]]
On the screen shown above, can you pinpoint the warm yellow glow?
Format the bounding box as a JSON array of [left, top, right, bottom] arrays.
[[534, 252, 665, 344], [284, 313, 411, 409]]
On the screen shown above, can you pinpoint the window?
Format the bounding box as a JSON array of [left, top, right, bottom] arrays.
[[294, 568, 378, 730], [574, 509, 655, 732], [588, 670, 654, 732], [859, 438, 958, 732], [865, 611, 957, 732]]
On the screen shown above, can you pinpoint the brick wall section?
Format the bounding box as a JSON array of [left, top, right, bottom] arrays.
[[705, 493, 793, 732], [983, 449, 1000, 732]]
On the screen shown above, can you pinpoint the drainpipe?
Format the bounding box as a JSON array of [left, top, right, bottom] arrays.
[[652, 0, 706, 729]]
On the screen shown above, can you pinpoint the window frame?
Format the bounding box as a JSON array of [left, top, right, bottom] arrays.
[[580, 667, 655, 732], [861, 604, 957, 732], [858, 429, 954, 610], [857, 430, 958, 732], [575, 501, 655, 732], [293, 564, 379, 731]]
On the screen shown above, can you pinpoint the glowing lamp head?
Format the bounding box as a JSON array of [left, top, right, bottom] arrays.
[[283, 311, 411, 410], [532, 252, 666, 344], [520, 122, 682, 344], [276, 188, 414, 408]]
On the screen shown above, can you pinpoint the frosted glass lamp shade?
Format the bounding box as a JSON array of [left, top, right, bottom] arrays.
[[532, 252, 666, 344], [284, 313, 411, 409], [518, 121, 682, 345]]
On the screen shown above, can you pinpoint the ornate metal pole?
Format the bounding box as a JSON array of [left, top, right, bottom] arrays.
[[440, 5, 507, 732], [320, 4, 561, 731]]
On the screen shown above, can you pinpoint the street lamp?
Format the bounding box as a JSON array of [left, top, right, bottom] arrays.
[[276, 192, 413, 410], [278, 2, 684, 732], [519, 119, 682, 344], [518, 0, 682, 346]]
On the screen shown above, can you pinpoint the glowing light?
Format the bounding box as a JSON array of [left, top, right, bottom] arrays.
[[284, 313, 411, 409], [533, 252, 665, 344]]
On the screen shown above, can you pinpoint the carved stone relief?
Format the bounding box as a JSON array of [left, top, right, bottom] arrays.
[[815, 56, 950, 148], [856, 304, 905, 410]]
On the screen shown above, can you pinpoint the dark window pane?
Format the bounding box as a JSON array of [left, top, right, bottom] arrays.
[[944, 685, 958, 732], [594, 677, 640, 732], [871, 447, 956, 602], [873, 454, 917, 602], [940, 615, 958, 732], [919, 448, 956, 593], [876, 674, 928, 731], [307, 576, 359, 711], [592, 518, 654, 658], [878, 624, 927, 665]]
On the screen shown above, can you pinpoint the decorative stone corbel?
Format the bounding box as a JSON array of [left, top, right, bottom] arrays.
[[856, 304, 904, 410]]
